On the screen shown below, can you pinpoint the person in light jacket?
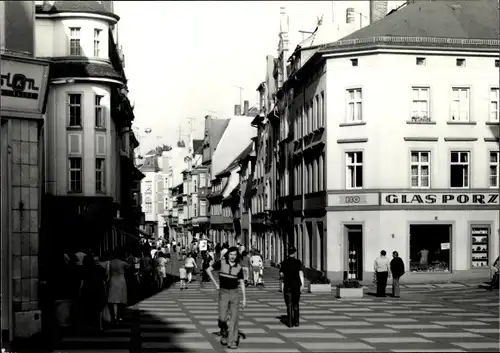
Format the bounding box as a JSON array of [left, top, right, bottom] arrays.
[[390, 251, 405, 298], [374, 250, 390, 297]]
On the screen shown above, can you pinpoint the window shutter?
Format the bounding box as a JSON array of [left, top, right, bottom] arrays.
[[68, 133, 82, 155], [96, 134, 106, 155]]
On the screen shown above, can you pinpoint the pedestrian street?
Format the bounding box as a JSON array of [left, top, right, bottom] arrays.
[[55, 280, 499, 353]]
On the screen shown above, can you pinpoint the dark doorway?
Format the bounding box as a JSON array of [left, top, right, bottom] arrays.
[[345, 225, 363, 281]]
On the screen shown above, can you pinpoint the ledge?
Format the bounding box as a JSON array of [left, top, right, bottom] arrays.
[[484, 137, 500, 142], [485, 121, 499, 126], [444, 137, 479, 142], [337, 138, 368, 144], [447, 121, 477, 125], [403, 137, 438, 142], [66, 126, 83, 131], [339, 121, 366, 127], [50, 61, 125, 83], [406, 121, 436, 125]]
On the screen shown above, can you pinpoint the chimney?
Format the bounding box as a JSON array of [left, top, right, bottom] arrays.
[[369, 0, 388, 24], [243, 101, 249, 116], [234, 104, 241, 116]]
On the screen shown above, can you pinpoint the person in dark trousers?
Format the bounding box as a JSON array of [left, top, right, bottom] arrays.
[[279, 246, 304, 328], [374, 250, 390, 297], [206, 246, 247, 349], [390, 251, 405, 298], [489, 256, 499, 291]]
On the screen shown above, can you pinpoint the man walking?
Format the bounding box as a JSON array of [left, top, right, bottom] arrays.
[[279, 246, 304, 328], [374, 250, 390, 297], [206, 246, 247, 349], [390, 251, 405, 298]]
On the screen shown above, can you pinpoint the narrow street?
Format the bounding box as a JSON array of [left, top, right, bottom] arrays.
[[53, 269, 499, 353]]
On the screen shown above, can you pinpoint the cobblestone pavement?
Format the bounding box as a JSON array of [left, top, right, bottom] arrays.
[[55, 274, 499, 353]]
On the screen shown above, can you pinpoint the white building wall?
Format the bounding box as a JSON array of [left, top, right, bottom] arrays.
[[35, 17, 110, 58], [323, 51, 499, 281]]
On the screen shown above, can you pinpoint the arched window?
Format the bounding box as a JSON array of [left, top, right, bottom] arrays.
[[318, 154, 324, 191]]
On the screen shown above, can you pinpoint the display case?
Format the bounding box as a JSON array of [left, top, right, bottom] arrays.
[[471, 227, 489, 268]]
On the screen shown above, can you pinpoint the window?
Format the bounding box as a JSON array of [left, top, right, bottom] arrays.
[[200, 200, 207, 216], [305, 103, 310, 134], [315, 95, 320, 130], [320, 91, 325, 127], [416, 57, 426, 66], [95, 95, 104, 128], [410, 151, 430, 188], [451, 88, 470, 121], [489, 151, 499, 188], [346, 152, 363, 189], [96, 158, 105, 192], [350, 58, 358, 67], [450, 151, 470, 188], [490, 88, 499, 122], [69, 157, 82, 192], [318, 154, 324, 191], [411, 87, 430, 121], [144, 197, 152, 214], [410, 224, 450, 273], [68, 93, 82, 127], [193, 178, 198, 192], [346, 88, 362, 122], [456, 58, 466, 67], [69, 27, 81, 55], [94, 29, 101, 57], [199, 173, 206, 187]]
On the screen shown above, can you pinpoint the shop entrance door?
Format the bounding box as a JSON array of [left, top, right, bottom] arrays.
[[345, 225, 363, 280]]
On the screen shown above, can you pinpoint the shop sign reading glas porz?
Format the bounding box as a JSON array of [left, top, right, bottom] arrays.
[[381, 192, 499, 206]]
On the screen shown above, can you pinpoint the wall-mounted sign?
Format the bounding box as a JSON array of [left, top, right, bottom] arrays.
[[381, 192, 499, 206], [327, 193, 379, 207], [0, 56, 50, 114]]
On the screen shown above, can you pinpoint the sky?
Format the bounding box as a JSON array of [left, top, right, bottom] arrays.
[[113, 1, 333, 155]]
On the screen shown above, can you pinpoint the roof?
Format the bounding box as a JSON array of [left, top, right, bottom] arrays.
[[216, 142, 253, 178], [193, 139, 204, 154], [211, 116, 257, 178], [49, 61, 125, 83], [340, 0, 499, 42], [139, 156, 159, 173], [144, 149, 157, 157], [36, 1, 119, 21]]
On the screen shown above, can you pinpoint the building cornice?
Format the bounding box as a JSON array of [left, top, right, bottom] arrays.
[[50, 77, 125, 86], [35, 12, 119, 24]]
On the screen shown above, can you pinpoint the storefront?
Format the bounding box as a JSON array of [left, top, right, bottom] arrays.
[[326, 190, 499, 283], [0, 54, 50, 341]]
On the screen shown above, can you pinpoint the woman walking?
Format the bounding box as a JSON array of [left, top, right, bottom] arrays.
[[184, 252, 197, 284], [156, 252, 167, 290], [107, 249, 129, 323]]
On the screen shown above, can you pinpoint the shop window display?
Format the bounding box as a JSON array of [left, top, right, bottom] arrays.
[[409, 224, 451, 272], [471, 226, 489, 268]]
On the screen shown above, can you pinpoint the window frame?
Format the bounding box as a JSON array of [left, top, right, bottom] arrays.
[[345, 151, 363, 189], [95, 94, 104, 128], [67, 93, 83, 127], [68, 157, 83, 193], [410, 151, 431, 189], [489, 151, 499, 189], [96, 158, 105, 193], [69, 27, 82, 56], [449, 151, 471, 189], [450, 87, 471, 122], [93, 28, 101, 57], [410, 87, 430, 122], [346, 88, 363, 123], [489, 87, 499, 122]]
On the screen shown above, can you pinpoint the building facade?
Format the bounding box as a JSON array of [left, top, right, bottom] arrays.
[[0, 0, 50, 342], [277, 0, 499, 282]]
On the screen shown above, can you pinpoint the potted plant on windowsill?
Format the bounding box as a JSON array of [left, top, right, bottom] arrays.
[[309, 275, 332, 293], [336, 279, 363, 298]]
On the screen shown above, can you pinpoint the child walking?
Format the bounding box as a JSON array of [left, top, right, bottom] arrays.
[[179, 265, 187, 290]]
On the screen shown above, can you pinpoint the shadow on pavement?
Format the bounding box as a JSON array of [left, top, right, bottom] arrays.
[[276, 315, 289, 327]]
